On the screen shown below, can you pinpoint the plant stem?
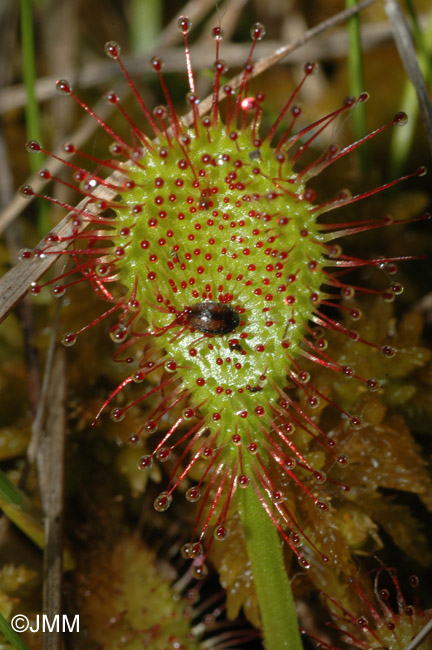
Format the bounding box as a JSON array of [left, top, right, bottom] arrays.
[[240, 475, 302, 650], [20, 0, 49, 234], [346, 0, 370, 170]]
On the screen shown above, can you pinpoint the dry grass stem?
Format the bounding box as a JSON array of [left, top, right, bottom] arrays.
[[39, 349, 66, 650]]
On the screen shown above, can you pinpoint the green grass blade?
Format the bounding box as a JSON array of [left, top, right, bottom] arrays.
[[346, 0, 370, 170], [0, 613, 31, 650], [129, 0, 162, 55], [0, 470, 23, 506], [20, 0, 50, 233]]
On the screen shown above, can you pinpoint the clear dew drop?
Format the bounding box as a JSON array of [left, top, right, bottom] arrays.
[[181, 542, 203, 559], [214, 58, 228, 74], [328, 244, 342, 259], [109, 142, 122, 156], [56, 79, 72, 95], [19, 248, 33, 260], [314, 498, 329, 512], [212, 26, 224, 41], [271, 491, 285, 504], [177, 15, 192, 34], [379, 588, 390, 601], [145, 420, 158, 434], [153, 104, 168, 119], [313, 470, 327, 485], [201, 446, 213, 459], [381, 345, 396, 358], [155, 447, 171, 462], [284, 457, 296, 470], [308, 396, 320, 409], [241, 96, 257, 112], [409, 574, 420, 588], [247, 442, 258, 454], [316, 337, 328, 350], [186, 91, 199, 106], [127, 297, 140, 312], [391, 282, 404, 295], [237, 474, 250, 488], [150, 56, 163, 72], [95, 264, 111, 278], [342, 286, 355, 299], [192, 562, 208, 580], [133, 370, 146, 383], [350, 416, 362, 429], [51, 284, 65, 298], [61, 333, 76, 347], [110, 408, 124, 422], [291, 532, 303, 547], [185, 487, 201, 502], [164, 359, 177, 373], [393, 111, 408, 126], [18, 184, 35, 198], [250, 22, 266, 41], [298, 555, 310, 569], [153, 491, 172, 512], [182, 408, 195, 420], [138, 455, 153, 470], [366, 378, 380, 392], [80, 176, 98, 193], [356, 617, 369, 630], [109, 323, 128, 343], [214, 525, 228, 541], [25, 139, 42, 153], [350, 308, 362, 321], [104, 40, 121, 59], [181, 543, 191, 559]]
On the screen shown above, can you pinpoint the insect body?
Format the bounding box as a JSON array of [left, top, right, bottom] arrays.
[[186, 302, 240, 335]]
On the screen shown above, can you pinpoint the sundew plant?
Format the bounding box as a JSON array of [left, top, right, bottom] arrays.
[[0, 1, 431, 650]]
